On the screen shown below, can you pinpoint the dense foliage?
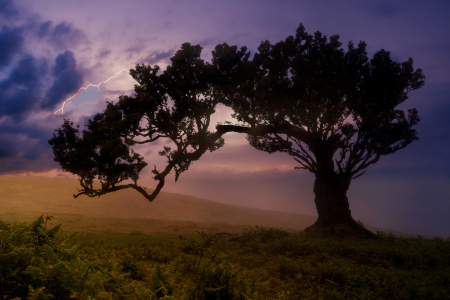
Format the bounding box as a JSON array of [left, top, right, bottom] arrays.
[[1, 217, 449, 299]]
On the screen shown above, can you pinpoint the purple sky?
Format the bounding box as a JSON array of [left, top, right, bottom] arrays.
[[1, 0, 449, 237]]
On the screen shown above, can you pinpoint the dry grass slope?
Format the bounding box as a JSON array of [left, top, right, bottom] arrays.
[[0, 175, 318, 235]]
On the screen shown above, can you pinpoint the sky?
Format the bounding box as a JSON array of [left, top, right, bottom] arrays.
[[1, 0, 449, 237]]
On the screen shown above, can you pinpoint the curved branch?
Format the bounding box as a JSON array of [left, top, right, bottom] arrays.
[[75, 162, 175, 202], [74, 183, 161, 202]]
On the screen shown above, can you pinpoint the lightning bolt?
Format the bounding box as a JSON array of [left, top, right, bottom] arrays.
[[54, 68, 128, 115]]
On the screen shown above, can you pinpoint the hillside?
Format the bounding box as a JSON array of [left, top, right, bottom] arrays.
[[0, 175, 318, 234]]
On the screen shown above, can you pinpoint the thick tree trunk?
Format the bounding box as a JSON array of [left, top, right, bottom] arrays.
[[305, 172, 374, 237]]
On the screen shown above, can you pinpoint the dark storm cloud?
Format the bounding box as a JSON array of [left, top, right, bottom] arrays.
[[49, 22, 86, 50], [0, 136, 16, 158], [0, 117, 53, 161], [0, 0, 88, 116], [0, 117, 46, 140], [22, 137, 52, 160], [0, 119, 42, 163], [36, 20, 52, 38], [1, 1, 87, 53], [0, 25, 24, 68], [0, 54, 45, 121], [0, 103, 89, 175], [9, 54, 47, 84], [34, 20, 87, 51], [0, 141, 57, 173], [0, 0, 89, 173], [53, 49, 77, 76], [0, 0, 20, 20], [0, 50, 85, 118], [41, 50, 84, 110]]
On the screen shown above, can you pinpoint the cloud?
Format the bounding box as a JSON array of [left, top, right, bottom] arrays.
[[53, 49, 77, 76], [0, 49, 85, 119], [0, 0, 20, 21], [97, 49, 111, 59], [34, 19, 87, 50], [0, 54, 46, 121], [34, 21, 87, 51], [36, 20, 52, 38], [0, 101, 91, 176], [0, 25, 24, 68], [0, 136, 16, 158], [41, 50, 84, 110], [126, 45, 145, 55], [48, 22, 87, 50], [0, 115, 61, 174], [0, 0, 89, 116], [140, 49, 175, 65], [1, 0, 88, 53]]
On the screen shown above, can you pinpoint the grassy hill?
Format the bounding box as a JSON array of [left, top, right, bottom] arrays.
[[0, 175, 408, 237], [0, 175, 318, 235], [2, 175, 449, 299]]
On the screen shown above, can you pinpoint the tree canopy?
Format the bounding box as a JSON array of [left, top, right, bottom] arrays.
[[221, 25, 424, 179], [49, 24, 424, 235]]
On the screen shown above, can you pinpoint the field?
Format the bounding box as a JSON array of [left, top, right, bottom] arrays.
[[0, 175, 318, 235], [1, 176, 449, 299]]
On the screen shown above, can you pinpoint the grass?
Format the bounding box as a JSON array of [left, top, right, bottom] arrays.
[[2, 175, 448, 298], [1, 216, 449, 299], [0, 175, 317, 232], [0, 175, 410, 236]]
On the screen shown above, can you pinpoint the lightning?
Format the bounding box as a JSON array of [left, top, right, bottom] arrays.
[[54, 68, 128, 115]]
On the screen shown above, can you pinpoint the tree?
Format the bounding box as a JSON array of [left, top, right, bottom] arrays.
[[49, 24, 425, 236], [49, 43, 229, 201]]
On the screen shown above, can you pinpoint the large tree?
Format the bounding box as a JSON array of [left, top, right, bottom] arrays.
[[49, 24, 424, 236]]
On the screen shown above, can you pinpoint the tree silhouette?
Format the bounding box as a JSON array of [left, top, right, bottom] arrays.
[[49, 24, 425, 236]]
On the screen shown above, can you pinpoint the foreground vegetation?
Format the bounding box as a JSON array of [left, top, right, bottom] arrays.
[[1, 216, 449, 299]]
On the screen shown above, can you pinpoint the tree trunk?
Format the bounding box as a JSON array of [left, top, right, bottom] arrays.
[[305, 172, 374, 237]]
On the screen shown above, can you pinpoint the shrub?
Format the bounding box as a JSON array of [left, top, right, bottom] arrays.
[[0, 215, 93, 299]]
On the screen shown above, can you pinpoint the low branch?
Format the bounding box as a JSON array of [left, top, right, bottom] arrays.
[[74, 183, 161, 202], [215, 123, 311, 144]]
